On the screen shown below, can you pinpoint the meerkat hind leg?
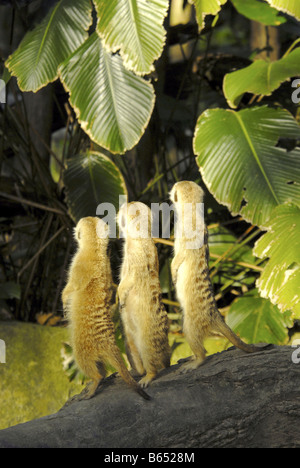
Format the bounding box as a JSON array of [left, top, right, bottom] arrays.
[[179, 341, 206, 373], [79, 360, 106, 400], [126, 335, 145, 376], [180, 355, 206, 373], [80, 379, 101, 400], [139, 372, 157, 388], [179, 330, 207, 373]]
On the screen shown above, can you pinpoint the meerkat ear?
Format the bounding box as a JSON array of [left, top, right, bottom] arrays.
[[173, 189, 178, 202]]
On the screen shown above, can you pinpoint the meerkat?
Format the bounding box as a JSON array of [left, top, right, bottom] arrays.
[[117, 201, 171, 388], [170, 180, 267, 372], [62, 216, 150, 400]]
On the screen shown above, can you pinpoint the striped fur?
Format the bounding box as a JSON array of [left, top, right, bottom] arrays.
[[170, 181, 264, 372], [118, 202, 171, 388], [62, 216, 149, 400]]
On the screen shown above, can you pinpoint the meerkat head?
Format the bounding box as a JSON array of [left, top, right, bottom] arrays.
[[170, 182, 205, 247], [170, 181, 205, 205], [75, 217, 109, 247], [118, 201, 152, 240]]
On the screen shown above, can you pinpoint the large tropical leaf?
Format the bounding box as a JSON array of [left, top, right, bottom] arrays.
[[254, 204, 300, 318], [0, 79, 5, 104], [1, 66, 11, 85], [190, 0, 228, 31], [59, 33, 155, 154], [193, 106, 300, 227], [95, 0, 169, 75], [226, 290, 293, 344], [230, 0, 286, 25], [170, 332, 231, 363], [224, 47, 300, 108], [63, 151, 128, 224], [265, 0, 300, 21], [0, 282, 21, 300], [5, 0, 92, 92]]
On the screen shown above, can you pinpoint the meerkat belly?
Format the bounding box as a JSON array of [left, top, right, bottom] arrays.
[[125, 292, 141, 324], [124, 288, 146, 337], [176, 261, 191, 312], [128, 281, 159, 330]]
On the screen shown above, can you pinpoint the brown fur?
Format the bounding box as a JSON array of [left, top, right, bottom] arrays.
[[118, 202, 171, 387], [62, 216, 150, 400], [170, 181, 265, 372]]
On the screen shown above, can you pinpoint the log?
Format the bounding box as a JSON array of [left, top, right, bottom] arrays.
[[1, 345, 300, 448]]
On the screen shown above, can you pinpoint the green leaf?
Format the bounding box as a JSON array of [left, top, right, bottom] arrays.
[[63, 151, 128, 223], [1, 66, 11, 85], [0, 282, 21, 300], [226, 290, 293, 344], [224, 47, 300, 109], [193, 106, 300, 227], [230, 0, 286, 25], [95, 0, 169, 75], [208, 225, 258, 286], [169, 333, 230, 363], [265, 0, 300, 21], [254, 204, 300, 318], [209, 225, 256, 265], [59, 33, 155, 154], [5, 0, 92, 92], [169, 334, 193, 365], [190, 0, 228, 31]]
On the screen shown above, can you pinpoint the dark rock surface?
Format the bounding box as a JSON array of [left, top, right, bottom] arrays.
[[1, 345, 300, 448]]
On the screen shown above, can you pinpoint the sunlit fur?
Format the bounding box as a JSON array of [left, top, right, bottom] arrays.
[[117, 202, 171, 388], [62, 216, 149, 400], [170, 181, 264, 372]]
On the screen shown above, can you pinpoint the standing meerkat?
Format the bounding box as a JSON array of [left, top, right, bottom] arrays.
[[62, 216, 150, 400], [170, 181, 266, 372], [117, 201, 171, 388]]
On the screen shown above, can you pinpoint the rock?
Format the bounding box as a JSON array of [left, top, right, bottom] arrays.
[[0, 321, 84, 430], [0, 344, 300, 448]]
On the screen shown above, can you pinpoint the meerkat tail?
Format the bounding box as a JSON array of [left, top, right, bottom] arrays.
[[216, 319, 263, 353], [108, 347, 151, 400]]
